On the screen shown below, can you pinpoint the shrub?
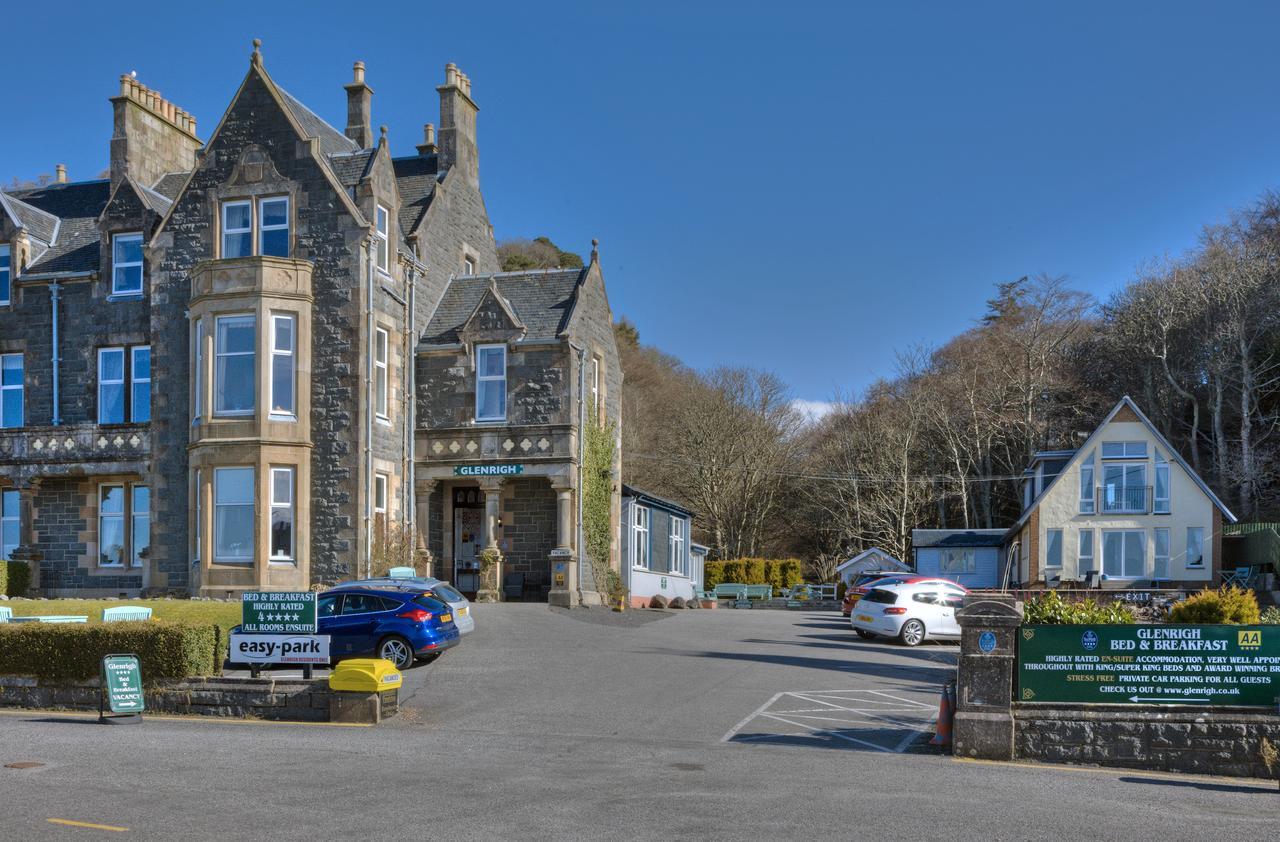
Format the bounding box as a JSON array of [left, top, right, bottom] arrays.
[[0, 560, 30, 597], [1168, 587, 1261, 624], [0, 621, 221, 683], [704, 559, 806, 590], [1261, 606, 1280, 625], [1024, 590, 1135, 625]]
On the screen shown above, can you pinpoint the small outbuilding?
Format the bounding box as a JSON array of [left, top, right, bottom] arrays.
[[834, 548, 910, 589], [911, 529, 1006, 589], [621, 486, 698, 608]]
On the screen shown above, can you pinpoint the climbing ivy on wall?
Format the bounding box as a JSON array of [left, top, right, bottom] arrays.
[[583, 400, 620, 601]]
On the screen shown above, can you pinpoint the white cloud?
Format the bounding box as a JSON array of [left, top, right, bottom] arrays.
[[792, 399, 838, 424]]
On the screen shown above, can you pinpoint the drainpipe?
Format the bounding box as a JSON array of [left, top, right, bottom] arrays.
[[365, 238, 376, 578], [405, 266, 417, 534], [50, 283, 62, 426], [571, 341, 587, 600]]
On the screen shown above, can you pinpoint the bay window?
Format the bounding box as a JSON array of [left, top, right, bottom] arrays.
[[98, 485, 126, 567], [111, 232, 144, 295], [270, 467, 294, 560], [221, 201, 253, 258], [214, 467, 254, 562], [215, 315, 255, 415], [193, 470, 202, 563], [475, 344, 506, 422], [222, 197, 290, 258], [1, 353, 23, 428], [193, 320, 205, 421], [271, 315, 295, 418]]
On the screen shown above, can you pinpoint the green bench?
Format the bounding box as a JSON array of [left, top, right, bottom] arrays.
[[713, 583, 748, 600], [743, 585, 773, 600]]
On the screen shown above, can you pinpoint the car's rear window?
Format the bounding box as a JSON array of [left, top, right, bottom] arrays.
[[431, 584, 465, 603], [413, 595, 449, 613], [864, 588, 898, 605]]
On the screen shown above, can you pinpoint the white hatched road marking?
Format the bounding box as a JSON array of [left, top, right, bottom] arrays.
[[722, 687, 940, 751]]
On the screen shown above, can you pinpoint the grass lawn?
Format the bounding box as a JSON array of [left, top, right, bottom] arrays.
[[5, 599, 242, 633]]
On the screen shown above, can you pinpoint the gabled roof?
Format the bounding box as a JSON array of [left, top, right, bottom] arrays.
[[461, 280, 525, 334], [151, 171, 191, 200], [0, 190, 59, 244], [329, 149, 375, 187], [6, 180, 111, 276], [622, 485, 695, 518], [391, 154, 438, 237], [835, 547, 908, 573], [421, 267, 586, 345], [912, 529, 1007, 549], [1008, 396, 1237, 534]]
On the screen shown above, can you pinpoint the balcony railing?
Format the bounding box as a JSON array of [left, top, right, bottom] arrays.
[[1096, 485, 1152, 514]]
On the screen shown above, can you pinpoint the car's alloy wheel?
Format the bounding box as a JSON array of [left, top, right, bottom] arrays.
[[899, 619, 925, 647], [379, 636, 414, 669]]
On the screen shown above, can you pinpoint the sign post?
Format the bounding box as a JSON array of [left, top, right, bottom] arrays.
[[240, 592, 321, 678], [1018, 624, 1280, 706], [99, 654, 144, 724]]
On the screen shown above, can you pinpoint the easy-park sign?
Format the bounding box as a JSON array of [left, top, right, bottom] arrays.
[[241, 592, 317, 634], [1018, 624, 1280, 706], [454, 464, 525, 477]]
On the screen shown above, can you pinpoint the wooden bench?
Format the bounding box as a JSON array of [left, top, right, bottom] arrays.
[[102, 606, 153, 622], [9, 615, 89, 624]]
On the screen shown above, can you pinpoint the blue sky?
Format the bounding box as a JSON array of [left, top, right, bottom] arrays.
[[6, 2, 1280, 409]]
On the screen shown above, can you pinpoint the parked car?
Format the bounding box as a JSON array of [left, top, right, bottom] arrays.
[[841, 573, 919, 616], [849, 580, 968, 646], [317, 585, 461, 668], [338, 576, 475, 635]]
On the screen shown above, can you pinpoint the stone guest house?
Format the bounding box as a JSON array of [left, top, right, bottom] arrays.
[[0, 42, 621, 604]]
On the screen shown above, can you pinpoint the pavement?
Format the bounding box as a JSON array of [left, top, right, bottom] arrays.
[[1, 605, 1275, 840]]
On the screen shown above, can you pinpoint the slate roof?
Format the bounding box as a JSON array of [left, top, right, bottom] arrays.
[[329, 150, 375, 187], [911, 529, 1007, 549], [150, 172, 190, 202], [0, 191, 60, 244], [7, 181, 111, 275], [391, 155, 438, 236], [420, 268, 586, 345], [277, 86, 359, 157], [622, 485, 695, 518], [136, 181, 173, 215]]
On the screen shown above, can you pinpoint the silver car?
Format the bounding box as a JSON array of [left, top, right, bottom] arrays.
[[339, 576, 476, 635]]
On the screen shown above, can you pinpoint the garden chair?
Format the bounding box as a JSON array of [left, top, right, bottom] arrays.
[[101, 606, 152, 622], [388, 566, 416, 579], [1220, 567, 1258, 589]]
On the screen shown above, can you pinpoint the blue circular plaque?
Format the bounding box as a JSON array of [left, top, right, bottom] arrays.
[[1081, 630, 1099, 651], [978, 631, 997, 653]]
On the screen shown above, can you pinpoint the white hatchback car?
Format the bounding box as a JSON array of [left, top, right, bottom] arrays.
[[850, 579, 967, 646], [342, 576, 476, 635]]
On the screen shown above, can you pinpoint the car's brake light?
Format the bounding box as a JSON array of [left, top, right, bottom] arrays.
[[397, 608, 433, 622], [884, 607, 907, 615]]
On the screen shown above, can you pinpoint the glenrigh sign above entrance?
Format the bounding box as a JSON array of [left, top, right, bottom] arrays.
[[454, 464, 525, 477]]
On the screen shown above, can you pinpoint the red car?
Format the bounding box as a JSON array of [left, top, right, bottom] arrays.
[[842, 574, 968, 616]]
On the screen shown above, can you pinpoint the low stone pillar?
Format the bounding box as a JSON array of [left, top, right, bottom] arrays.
[[329, 688, 398, 724], [415, 479, 436, 577], [953, 593, 1024, 760]]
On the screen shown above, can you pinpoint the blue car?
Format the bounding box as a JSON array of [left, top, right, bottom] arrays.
[[317, 585, 461, 669]]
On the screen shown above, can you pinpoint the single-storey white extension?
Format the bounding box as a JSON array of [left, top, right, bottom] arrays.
[[834, 547, 910, 589], [621, 486, 700, 607]]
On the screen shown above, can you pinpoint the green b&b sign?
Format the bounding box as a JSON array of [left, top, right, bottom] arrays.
[[101, 654, 144, 715], [1018, 624, 1280, 706], [241, 592, 317, 634]]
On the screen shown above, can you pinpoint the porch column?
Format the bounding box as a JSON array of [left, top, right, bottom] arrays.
[[12, 478, 43, 593], [548, 479, 579, 608], [415, 478, 436, 577], [480, 478, 503, 550]]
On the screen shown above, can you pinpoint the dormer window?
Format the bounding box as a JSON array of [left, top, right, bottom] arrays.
[[221, 198, 290, 259], [475, 344, 506, 422], [258, 197, 290, 257], [375, 205, 390, 272], [221, 201, 253, 258], [111, 233, 143, 296], [0, 244, 10, 305]]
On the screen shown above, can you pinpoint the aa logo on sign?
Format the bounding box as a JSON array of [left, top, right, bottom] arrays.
[[1238, 630, 1262, 648]]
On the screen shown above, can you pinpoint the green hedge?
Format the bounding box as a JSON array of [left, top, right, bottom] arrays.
[[1168, 587, 1261, 624], [0, 621, 222, 683], [705, 558, 805, 590], [1024, 591, 1135, 624], [0, 560, 30, 597]]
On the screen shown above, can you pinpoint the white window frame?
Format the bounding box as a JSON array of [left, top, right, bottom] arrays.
[[1186, 527, 1205, 569], [193, 469, 202, 563], [1154, 450, 1170, 514], [131, 485, 150, 568], [940, 548, 977, 575], [214, 314, 256, 416], [0, 353, 21, 429], [1102, 529, 1146, 580], [131, 346, 150, 423], [1101, 462, 1147, 514], [475, 344, 507, 422], [193, 319, 205, 423], [0, 244, 10, 305], [257, 196, 290, 257], [270, 467, 294, 561], [111, 232, 144, 296], [270, 314, 296, 419], [1045, 528, 1063, 570], [1154, 527, 1170, 580], [1079, 450, 1095, 514], [97, 347, 126, 424], [374, 327, 389, 421], [590, 357, 600, 414], [98, 484, 126, 567], [221, 200, 253, 259], [1, 489, 19, 561], [214, 466, 254, 564], [631, 505, 650, 569], [374, 473, 388, 514], [375, 205, 390, 272], [463, 255, 476, 276], [1078, 529, 1095, 574], [669, 517, 686, 576], [1101, 441, 1148, 459]]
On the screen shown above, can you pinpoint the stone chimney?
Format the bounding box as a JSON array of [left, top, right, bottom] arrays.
[[344, 61, 374, 148], [416, 123, 437, 156], [437, 63, 479, 186], [55, 164, 67, 184], [110, 74, 201, 191]]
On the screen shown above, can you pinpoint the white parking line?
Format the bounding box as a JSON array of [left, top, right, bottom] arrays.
[[720, 691, 785, 743], [722, 688, 939, 751], [759, 713, 895, 753]]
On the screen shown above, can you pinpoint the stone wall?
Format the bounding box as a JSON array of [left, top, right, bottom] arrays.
[[1014, 704, 1280, 779], [502, 478, 557, 591]]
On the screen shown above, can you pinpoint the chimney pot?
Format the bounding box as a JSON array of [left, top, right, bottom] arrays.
[[353, 61, 365, 84], [343, 61, 374, 147], [416, 123, 437, 156], [55, 164, 67, 184]]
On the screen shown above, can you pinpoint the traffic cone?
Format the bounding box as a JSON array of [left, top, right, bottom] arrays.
[[930, 681, 954, 746]]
